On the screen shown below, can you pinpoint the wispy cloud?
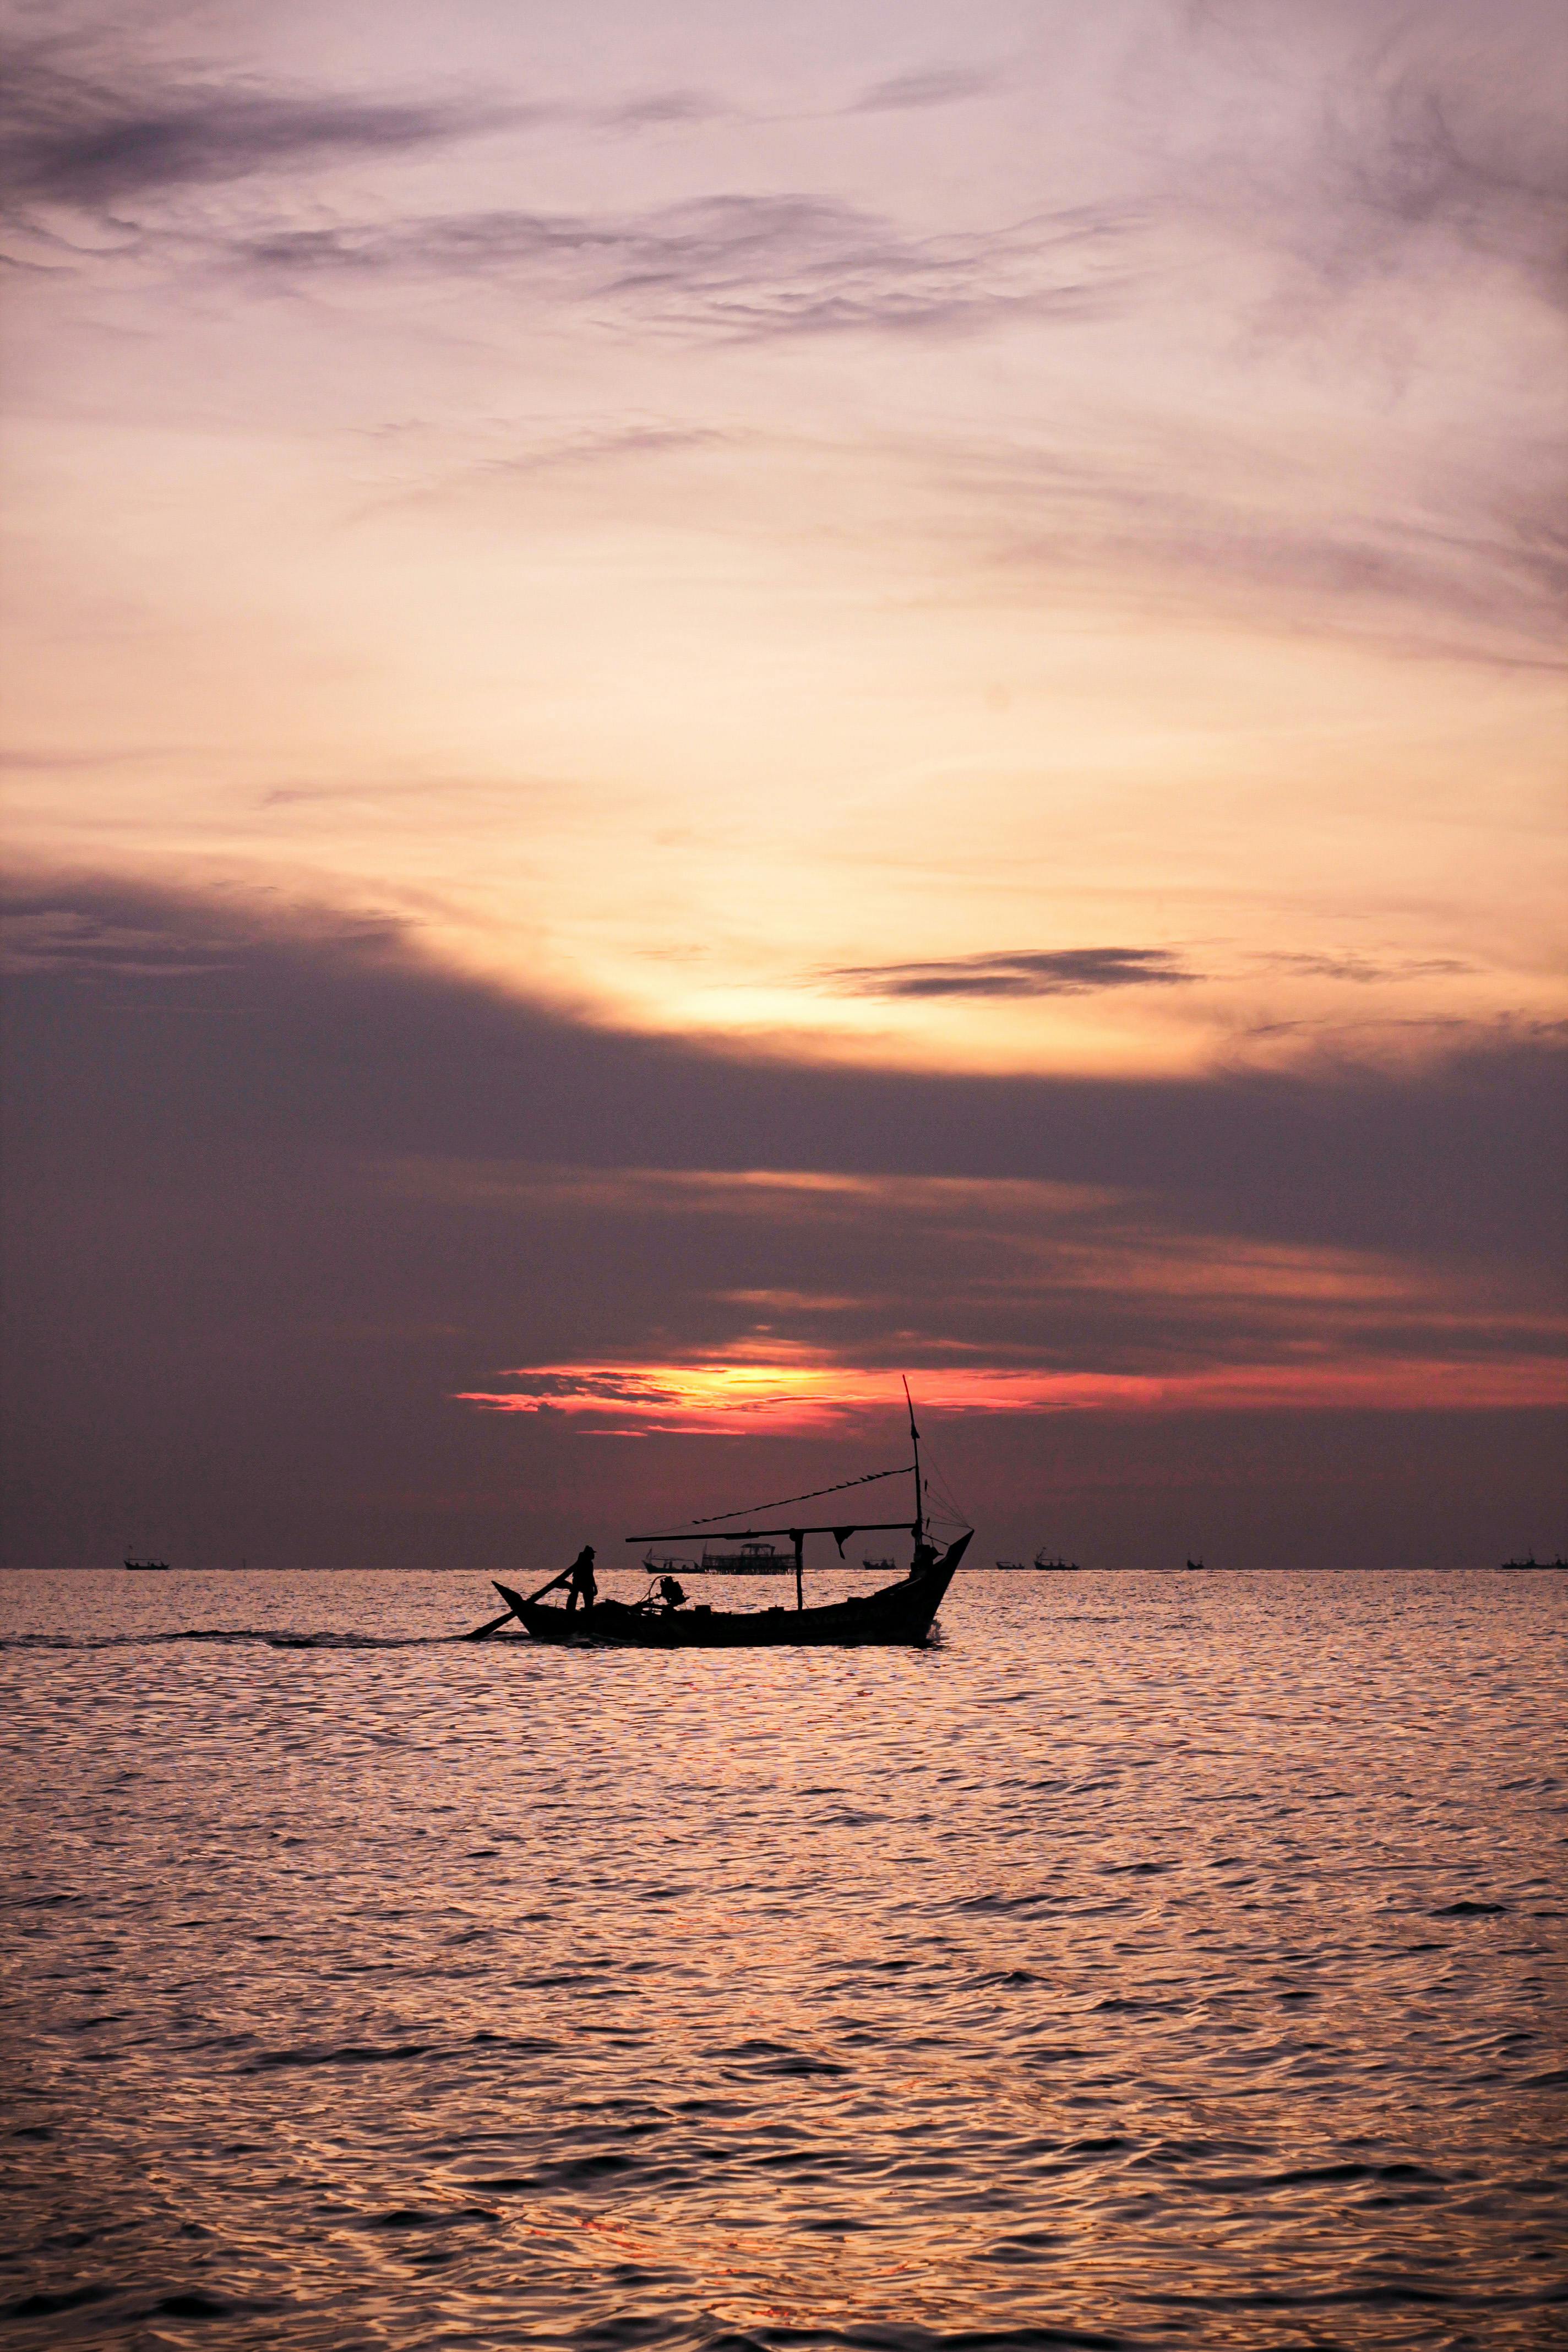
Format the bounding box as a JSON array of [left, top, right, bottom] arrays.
[[943, 430, 1568, 666], [0, 900, 234, 978], [450, 421, 727, 481], [601, 89, 729, 131], [456, 1353, 1567, 1431], [1159, 2, 1567, 322], [232, 193, 1135, 344], [0, 50, 501, 221], [0, 884, 396, 979], [827, 949, 1196, 1000], [1264, 952, 1474, 984], [848, 66, 1000, 115], [1288, 55, 1568, 313]]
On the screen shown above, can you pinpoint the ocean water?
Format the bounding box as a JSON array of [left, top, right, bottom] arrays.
[[2, 1568, 1564, 2352]]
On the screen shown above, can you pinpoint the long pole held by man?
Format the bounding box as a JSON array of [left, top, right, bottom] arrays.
[[463, 1545, 596, 1639]]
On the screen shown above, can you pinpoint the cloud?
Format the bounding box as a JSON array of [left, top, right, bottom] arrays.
[[412, 1159, 1566, 1407], [827, 949, 1196, 1000], [0, 896, 236, 978], [952, 431, 1568, 666], [1306, 51, 1568, 311], [0, 48, 500, 220], [10, 18, 1552, 661], [455, 1360, 860, 1435], [601, 89, 728, 131], [6, 873, 1561, 1266], [848, 67, 1000, 115], [1166, 1, 1568, 312], [0, 887, 393, 977], [233, 192, 1135, 344], [3, 872, 1562, 1568], [1264, 952, 1474, 984], [0, 43, 1120, 351], [457, 1354, 1564, 1433]]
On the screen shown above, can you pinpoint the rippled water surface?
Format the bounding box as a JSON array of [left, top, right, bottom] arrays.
[[3, 1569, 1564, 2351]]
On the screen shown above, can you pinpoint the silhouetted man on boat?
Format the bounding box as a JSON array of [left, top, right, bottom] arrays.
[[565, 1545, 597, 1613]]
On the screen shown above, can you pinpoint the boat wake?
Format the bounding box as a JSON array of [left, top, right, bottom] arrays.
[[1, 1629, 478, 1652]]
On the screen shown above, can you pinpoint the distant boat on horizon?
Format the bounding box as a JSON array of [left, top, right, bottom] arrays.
[[124, 1556, 170, 1571], [1501, 1554, 1568, 1570], [641, 1539, 792, 1575], [1034, 1549, 1081, 1571]]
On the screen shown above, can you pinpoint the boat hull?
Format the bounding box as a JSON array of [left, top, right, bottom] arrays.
[[491, 1533, 971, 1648]]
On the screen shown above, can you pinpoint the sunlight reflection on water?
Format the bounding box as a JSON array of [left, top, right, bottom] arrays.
[[2, 1569, 1564, 2349]]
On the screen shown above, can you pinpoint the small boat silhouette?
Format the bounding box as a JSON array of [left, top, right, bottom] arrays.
[[641, 1540, 792, 1575]]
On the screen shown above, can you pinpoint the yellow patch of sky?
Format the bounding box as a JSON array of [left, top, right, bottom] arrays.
[[8, 418, 1557, 1074]]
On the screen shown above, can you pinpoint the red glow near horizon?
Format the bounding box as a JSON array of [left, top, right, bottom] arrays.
[[453, 1355, 1568, 1435]]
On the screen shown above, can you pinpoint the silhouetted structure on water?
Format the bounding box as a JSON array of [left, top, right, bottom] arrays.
[[469, 1382, 971, 1648]]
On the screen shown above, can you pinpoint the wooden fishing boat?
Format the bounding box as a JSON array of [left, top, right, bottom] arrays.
[[489, 1536, 970, 1648], [473, 1384, 971, 1648]]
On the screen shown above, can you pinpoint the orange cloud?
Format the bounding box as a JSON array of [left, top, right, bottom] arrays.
[[454, 1353, 1567, 1435]]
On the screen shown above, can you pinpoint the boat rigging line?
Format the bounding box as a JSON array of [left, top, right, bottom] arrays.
[[641, 1461, 915, 1538]]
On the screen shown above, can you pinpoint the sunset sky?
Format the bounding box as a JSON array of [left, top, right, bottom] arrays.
[[3, 0, 1564, 1569]]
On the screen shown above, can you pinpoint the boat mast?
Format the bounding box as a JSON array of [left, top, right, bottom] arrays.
[[903, 1377, 924, 1546], [627, 1393, 936, 1603]]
